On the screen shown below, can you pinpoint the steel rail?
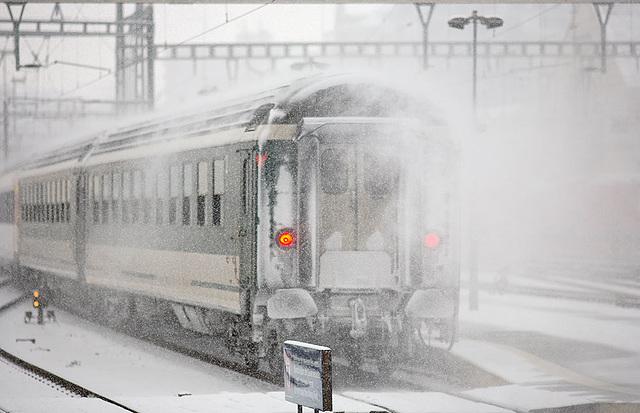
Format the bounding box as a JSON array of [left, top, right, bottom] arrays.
[[0, 346, 141, 412]]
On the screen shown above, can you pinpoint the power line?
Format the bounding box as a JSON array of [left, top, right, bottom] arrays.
[[156, 1, 275, 56], [494, 4, 562, 38]]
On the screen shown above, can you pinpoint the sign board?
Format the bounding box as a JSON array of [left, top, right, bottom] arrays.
[[283, 340, 332, 412]]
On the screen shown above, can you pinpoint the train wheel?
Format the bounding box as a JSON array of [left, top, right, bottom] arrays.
[[243, 342, 260, 371], [103, 293, 131, 327], [344, 340, 364, 370], [266, 326, 283, 377]]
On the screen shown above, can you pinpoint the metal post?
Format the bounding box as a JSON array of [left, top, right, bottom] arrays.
[[146, 5, 155, 110], [115, 3, 124, 114], [415, 3, 435, 70], [3, 99, 8, 160], [6, 3, 26, 71], [593, 3, 613, 73], [472, 10, 478, 115], [469, 11, 479, 310]]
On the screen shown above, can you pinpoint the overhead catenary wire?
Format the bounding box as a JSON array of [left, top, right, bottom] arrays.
[[156, 1, 275, 56], [59, 2, 274, 99], [493, 4, 562, 38]]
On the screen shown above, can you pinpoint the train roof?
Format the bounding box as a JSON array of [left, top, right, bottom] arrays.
[[9, 73, 430, 173]]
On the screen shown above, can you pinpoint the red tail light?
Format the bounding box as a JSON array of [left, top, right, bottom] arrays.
[[276, 229, 295, 249], [425, 234, 440, 248]]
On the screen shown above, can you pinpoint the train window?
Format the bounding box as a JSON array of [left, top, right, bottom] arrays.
[[0, 192, 13, 223], [213, 159, 225, 195], [93, 175, 101, 224], [196, 161, 208, 227], [54, 181, 60, 223], [18, 188, 24, 222], [64, 179, 70, 223], [40, 182, 45, 223], [43, 182, 47, 223], [156, 171, 167, 225], [102, 174, 111, 224], [143, 172, 154, 224], [113, 173, 121, 200], [132, 170, 142, 223], [30, 183, 35, 222], [23, 185, 27, 222], [52, 181, 57, 223], [33, 184, 37, 222], [52, 182, 56, 223], [321, 149, 348, 195], [364, 152, 399, 199], [169, 165, 180, 224], [112, 173, 120, 223], [182, 164, 192, 226], [24, 184, 29, 222], [45, 182, 50, 223], [212, 159, 224, 226], [59, 180, 65, 223], [242, 158, 249, 215], [49, 181, 54, 223], [122, 171, 132, 223]]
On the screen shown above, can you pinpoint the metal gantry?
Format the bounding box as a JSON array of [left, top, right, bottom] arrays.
[[1, 3, 154, 159], [151, 40, 640, 61], [1, 2, 636, 161]]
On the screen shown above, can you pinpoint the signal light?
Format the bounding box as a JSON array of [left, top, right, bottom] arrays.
[[276, 229, 295, 249], [279, 232, 294, 247], [256, 154, 268, 168], [33, 291, 40, 308], [425, 234, 440, 248]]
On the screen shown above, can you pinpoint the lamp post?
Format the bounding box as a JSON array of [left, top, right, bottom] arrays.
[[448, 11, 503, 115], [448, 11, 502, 311]]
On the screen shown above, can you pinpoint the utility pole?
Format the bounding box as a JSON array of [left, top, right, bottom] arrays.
[[593, 3, 614, 73], [415, 3, 435, 70], [448, 10, 503, 311], [3, 100, 7, 160]]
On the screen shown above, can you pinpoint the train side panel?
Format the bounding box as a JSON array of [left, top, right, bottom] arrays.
[[78, 126, 280, 316], [17, 161, 78, 281], [0, 171, 17, 273]]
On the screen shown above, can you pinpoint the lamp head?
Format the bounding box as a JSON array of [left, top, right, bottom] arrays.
[[480, 16, 503, 29], [448, 17, 468, 30]]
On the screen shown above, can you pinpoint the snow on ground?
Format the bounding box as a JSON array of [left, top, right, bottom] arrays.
[[451, 270, 640, 409], [2, 269, 640, 412]]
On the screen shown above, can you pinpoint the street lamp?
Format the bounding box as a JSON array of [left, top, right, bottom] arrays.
[[448, 11, 502, 312], [448, 11, 503, 115]]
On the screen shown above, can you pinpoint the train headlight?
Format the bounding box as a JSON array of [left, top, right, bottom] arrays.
[[276, 228, 296, 249]]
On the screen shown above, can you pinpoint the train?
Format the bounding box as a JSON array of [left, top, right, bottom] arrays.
[[0, 74, 459, 373]]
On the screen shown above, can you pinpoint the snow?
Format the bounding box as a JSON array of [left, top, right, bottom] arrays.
[[463, 385, 594, 412], [342, 391, 512, 413], [1, 270, 640, 412]]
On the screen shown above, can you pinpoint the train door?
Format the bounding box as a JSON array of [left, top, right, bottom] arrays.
[[317, 141, 400, 291], [238, 151, 257, 313], [75, 173, 87, 282]]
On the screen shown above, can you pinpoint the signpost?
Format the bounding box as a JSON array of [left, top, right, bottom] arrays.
[[283, 341, 332, 413]]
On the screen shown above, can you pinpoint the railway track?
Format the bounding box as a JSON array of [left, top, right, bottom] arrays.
[[0, 277, 500, 411], [0, 346, 140, 412], [0, 277, 141, 412], [2, 270, 639, 413], [480, 262, 640, 308]]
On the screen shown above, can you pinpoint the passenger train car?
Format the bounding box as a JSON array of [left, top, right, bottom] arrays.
[[0, 74, 459, 372]]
